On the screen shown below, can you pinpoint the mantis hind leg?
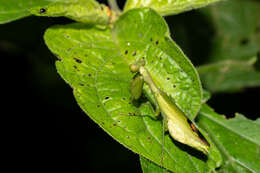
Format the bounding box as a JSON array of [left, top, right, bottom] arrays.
[[139, 102, 160, 120]]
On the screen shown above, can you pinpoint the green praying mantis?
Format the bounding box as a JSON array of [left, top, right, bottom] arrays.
[[129, 59, 209, 155]]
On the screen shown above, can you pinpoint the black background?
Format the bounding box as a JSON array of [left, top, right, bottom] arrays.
[[1, 1, 259, 172]]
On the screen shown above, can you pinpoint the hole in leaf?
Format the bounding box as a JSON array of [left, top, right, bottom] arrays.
[[166, 77, 170, 80], [155, 40, 159, 45], [74, 58, 82, 63], [125, 50, 128, 55], [173, 84, 176, 88], [104, 96, 110, 100], [39, 8, 46, 14]]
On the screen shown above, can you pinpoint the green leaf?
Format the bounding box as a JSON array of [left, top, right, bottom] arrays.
[[0, 0, 50, 24], [112, 8, 202, 119], [140, 104, 260, 172], [30, 0, 112, 25], [0, 0, 112, 25], [198, 57, 260, 93], [201, 0, 260, 63], [124, 0, 222, 16], [197, 104, 260, 173], [140, 155, 171, 173], [44, 8, 221, 173]]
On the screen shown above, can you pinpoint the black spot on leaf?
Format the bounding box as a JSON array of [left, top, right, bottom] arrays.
[[155, 40, 159, 45], [240, 38, 249, 45], [173, 84, 176, 88], [88, 73, 92, 77], [132, 51, 136, 56], [125, 50, 128, 55], [73, 65, 79, 71]]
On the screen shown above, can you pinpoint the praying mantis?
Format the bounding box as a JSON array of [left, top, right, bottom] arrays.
[[129, 59, 209, 155]]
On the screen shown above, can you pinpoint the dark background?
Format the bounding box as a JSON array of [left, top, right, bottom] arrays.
[[1, 1, 259, 173]]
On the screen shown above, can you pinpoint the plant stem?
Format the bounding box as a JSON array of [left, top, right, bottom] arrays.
[[108, 0, 120, 12]]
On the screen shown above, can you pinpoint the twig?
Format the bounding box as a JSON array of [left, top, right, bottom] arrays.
[[108, 0, 120, 12]]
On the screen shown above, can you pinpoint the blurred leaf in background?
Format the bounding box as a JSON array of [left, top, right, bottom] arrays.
[[198, 0, 260, 93]]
